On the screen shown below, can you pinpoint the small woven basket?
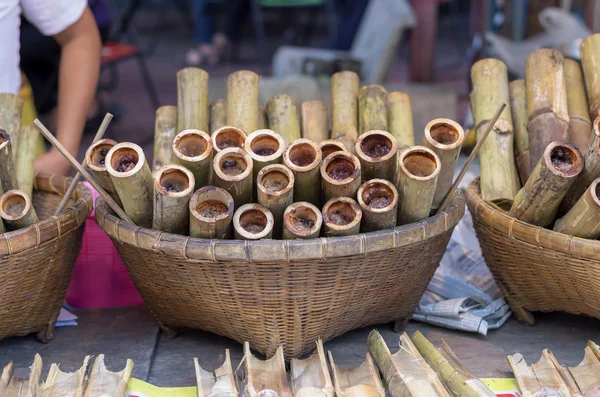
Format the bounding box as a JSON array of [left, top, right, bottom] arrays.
[[95, 192, 464, 359], [0, 174, 92, 342], [466, 178, 600, 324]]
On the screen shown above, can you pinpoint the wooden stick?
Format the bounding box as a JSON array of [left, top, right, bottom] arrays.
[[319, 139, 348, 159], [153, 105, 178, 172], [387, 91, 415, 148], [0, 190, 39, 231], [301, 100, 329, 143], [565, 59, 593, 155], [177, 67, 209, 133], [152, 164, 195, 235], [227, 70, 260, 133], [322, 197, 362, 237], [173, 129, 213, 190], [189, 186, 235, 239], [509, 80, 531, 184], [330, 71, 359, 139], [321, 151, 362, 202], [245, 129, 285, 180], [213, 147, 253, 208], [233, 203, 274, 240], [581, 34, 600, 120], [15, 126, 40, 199], [212, 125, 247, 153], [357, 179, 398, 232], [0, 93, 23, 157], [283, 138, 323, 207], [282, 201, 323, 239], [0, 129, 19, 193], [209, 99, 227, 134], [257, 164, 294, 239], [55, 113, 113, 216], [355, 130, 398, 184], [267, 94, 301, 145], [358, 84, 388, 135]]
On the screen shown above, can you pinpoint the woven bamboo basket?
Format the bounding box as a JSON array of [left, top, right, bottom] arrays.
[[466, 178, 600, 325], [95, 192, 464, 358], [0, 174, 92, 342]]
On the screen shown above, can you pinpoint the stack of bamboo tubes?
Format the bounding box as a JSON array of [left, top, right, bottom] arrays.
[[471, 34, 600, 239], [91, 68, 466, 241]]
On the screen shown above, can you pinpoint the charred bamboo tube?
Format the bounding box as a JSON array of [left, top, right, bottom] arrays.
[[153, 105, 178, 172], [257, 164, 294, 238], [322, 197, 362, 237], [189, 186, 235, 239], [509, 80, 531, 183], [258, 106, 268, 130], [359, 85, 388, 135], [291, 340, 334, 397], [328, 352, 386, 397], [0, 190, 39, 230], [581, 34, 600, 120], [282, 201, 323, 239], [387, 91, 415, 148], [507, 352, 573, 397], [85, 139, 121, 204], [0, 130, 19, 193], [509, 141, 583, 227], [233, 203, 273, 240], [15, 126, 39, 199], [246, 129, 286, 179], [283, 139, 323, 206], [42, 356, 90, 396], [267, 94, 301, 145], [227, 70, 260, 133], [301, 100, 329, 143], [470, 58, 520, 202], [357, 179, 398, 232], [526, 49, 570, 168], [565, 59, 592, 155], [153, 165, 195, 234], [177, 67, 209, 133], [173, 129, 213, 189], [213, 147, 253, 207], [209, 99, 227, 134], [195, 350, 239, 397], [212, 126, 247, 153], [554, 178, 600, 238], [106, 143, 154, 228], [569, 347, 600, 395], [321, 151, 362, 202], [397, 146, 441, 225], [422, 119, 465, 210], [320, 139, 348, 159], [244, 343, 293, 397], [0, 93, 23, 157], [84, 354, 133, 397], [331, 71, 359, 139], [356, 130, 398, 183]]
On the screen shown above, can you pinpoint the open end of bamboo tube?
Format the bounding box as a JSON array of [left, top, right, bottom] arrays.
[[257, 166, 294, 197], [246, 129, 285, 162], [399, 147, 441, 181], [320, 140, 347, 158], [285, 139, 321, 170], [233, 204, 273, 239], [356, 130, 396, 161], [212, 126, 247, 152], [424, 119, 465, 150], [0, 190, 31, 221], [190, 186, 234, 222], [358, 180, 398, 213], [323, 197, 362, 229], [107, 144, 146, 178], [155, 165, 195, 198], [0, 129, 7, 144], [545, 142, 583, 177], [322, 152, 361, 184], [173, 129, 212, 161], [284, 202, 323, 237], [214, 149, 252, 180], [86, 139, 117, 171]]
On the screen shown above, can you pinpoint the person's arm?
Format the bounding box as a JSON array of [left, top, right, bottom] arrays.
[[35, 7, 101, 175]]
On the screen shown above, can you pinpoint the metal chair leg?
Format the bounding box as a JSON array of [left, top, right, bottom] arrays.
[[136, 54, 160, 110]]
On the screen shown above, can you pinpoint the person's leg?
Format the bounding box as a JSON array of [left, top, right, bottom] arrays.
[[188, 0, 218, 65], [223, 0, 250, 43]]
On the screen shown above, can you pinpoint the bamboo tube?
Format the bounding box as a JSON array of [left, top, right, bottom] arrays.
[[357, 179, 398, 232], [322, 197, 362, 237], [388, 91, 415, 148], [213, 147, 253, 207], [328, 352, 385, 397], [554, 178, 600, 238], [210, 99, 227, 134], [581, 34, 600, 120], [153, 105, 178, 172], [15, 126, 40, 199], [153, 164, 195, 234], [233, 203, 274, 240], [397, 146, 441, 225], [301, 100, 329, 143], [0, 217, 4, 234], [336, 128, 358, 155], [246, 129, 286, 179], [291, 340, 334, 397], [359, 85, 388, 136], [544, 350, 582, 397], [331, 71, 359, 139], [589, 342, 600, 361], [195, 350, 239, 397], [227, 70, 260, 133], [177, 67, 209, 133], [244, 343, 293, 397], [321, 151, 362, 202], [106, 142, 154, 228], [0, 129, 19, 193], [283, 138, 323, 206], [509, 80, 531, 183], [509, 141, 583, 227], [0, 354, 42, 397], [355, 130, 398, 183], [569, 347, 600, 395], [282, 201, 323, 239], [257, 164, 294, 239], [42, 356, 90, 396], [0, 361, 11, 393], [0, 190, 39, 231], [84, 354, 133, 397], [319, 139, 348, 159], [85, 139, 121, 204], [257, 106, 268, 130], [189, 186, 235, 239], [565, 59, 592, 155], [267, 94, 301, 145], [0, 93, 23, 157], [212, 126, 247, 153], [507, 352, 573, 397], [526, 49, 570, 168], [470, 58, 520, 202], [173, 129, 213, 190]]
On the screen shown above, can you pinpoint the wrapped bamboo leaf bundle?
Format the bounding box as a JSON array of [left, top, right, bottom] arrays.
[[106, 142, 154, 228], [85, 138, 121, 204], [388, 91, 415, 148], [291, 340, 334, 397], [84, 354, 133, 397], [244, 343, 293, 397], [301, 100, 329, 143], [470, 58, 520, 202], [0, 190, 39, 231], [321, 196, 362, 237], [195, 350, 238, 397], [331, 71, 359, 139], [153, 105, 178, 172], [0, 93, 23, 157], [565, 59, 593, 154], [0, 354, 42, 397], [246, 129, 285, 179], [283, 138, 323, 207], [212, 126, 247, 153], [554, 178, 600, 238], [581, 34, 600, 120], [328, 351, 385, 397], [357, 179, 398, 232], [508, 351, 574, 397], [267, 94, 301, 145], [41, 356, 90, 396], [569, 347, 600, 396], [509, 80, 531, 183], [320, 139, 348, 159], [173, 129, 214, 190], [227, 70, 260, 133], [177, 67, 209, 133], [233, 203, 273, 240], [358, 85, 388, 136], [257, 164, 294, 239], [321, 151, 362, 202], [282, 201, 322, 239], [153, 164, 195, 235], [355, 130, 398, 183], [210, 99, 227, 134], [0, 129, 19, 193], [213, 147, 253, 207], [189, 186, 235, 239], [509, 141, 583, 227], [14, 126, 39, 199]]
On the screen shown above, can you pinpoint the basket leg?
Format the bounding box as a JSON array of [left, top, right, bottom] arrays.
[[159, 324, 179, 339], [512, 306, 535, 325], [393, 317, 411, 333], [36, 322, 55, 343]]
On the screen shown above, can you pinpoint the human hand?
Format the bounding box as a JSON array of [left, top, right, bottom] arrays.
[[35, 149, 72, 176]]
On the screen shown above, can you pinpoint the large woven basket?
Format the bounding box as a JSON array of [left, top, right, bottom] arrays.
[[95, 191, 464, 358], [466, 178, 600, 325], [0, 174, 92, 342]]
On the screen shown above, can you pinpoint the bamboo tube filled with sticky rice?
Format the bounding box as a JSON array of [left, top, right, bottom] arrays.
[[581, 34, 600, 120], [320, 139, 348, 159], [554, 177, 600, 238], [245, 129, 285, 179], [321, 151, 362, 202], [227, 70, 260, 133], [357, 179, 398, 232], [331, 71, 359, 139], [153, 164, 195, 235], [301, 100, 329, 143], [153, 105, 178, 172], [233, 203, 274, 240], [189, 186, 235, 239], [173, 129, 213, 190], [388, 91, 415, 148], [509, 80, 531, 183], [257, 164, 294, 239], [359, 85, 388, 135], [213, 147, 253, 207], [0, 129, 19, 193], [283, 138, 323, 207], [85, 138, 121, 204], [267, 94, 301, 145], [282, 201, 323, 239], [568, 346, 600, 396], [177, 67, 209, 133], [355, 130, 398, 183], [322, 196, 362, 237], [0, 189, 39, 231], [209, 99, 227, 134], [565, 59, 593, 154], [0, 93, 23, 157], [212, 126, 247, 153]]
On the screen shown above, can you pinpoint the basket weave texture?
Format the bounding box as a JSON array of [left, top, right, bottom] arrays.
[[466, 178, 600, 325], [95, 192, 464, 358], [0, 174, 92, 342]]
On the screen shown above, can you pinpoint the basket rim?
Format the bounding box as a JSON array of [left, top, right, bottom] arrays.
[[465, 177, 600, 260], [94, 189, 465, 263], [0, 173, 93, 256]]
